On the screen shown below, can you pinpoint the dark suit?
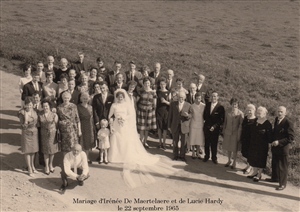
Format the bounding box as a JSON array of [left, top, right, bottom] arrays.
[[271, 117, 294, 187], [22, 81, 43, 101], [166, 78, 176, 91], [44, 64, 58, 78], [168, 101, 191, 159], [71, 61, 90, 80], [149, 71, 162, 90], [107, 70, 127, 87], [92, 93, 114, 126], [203, 102, 225, 161], [125, 70, 143, 84], [186, 91, 196, 105], [110, 83, 127, 94], [196, 84, 210, 104]]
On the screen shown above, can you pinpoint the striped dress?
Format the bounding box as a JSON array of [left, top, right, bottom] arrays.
[[137, 90, 157, 131]]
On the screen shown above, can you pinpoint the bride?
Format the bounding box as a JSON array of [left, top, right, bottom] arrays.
[[108, 89, 179, 187]]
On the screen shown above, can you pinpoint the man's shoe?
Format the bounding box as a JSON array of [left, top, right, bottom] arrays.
[[265, 178, 278, 183], [172, 157, 178, 161], [276, 185, 285, 191], [180, 157, 187, 163], [78, 181, 84, 186], [59, 184, 68, 191], [203, 158, 209, 162], [212, 160, 218, 164]]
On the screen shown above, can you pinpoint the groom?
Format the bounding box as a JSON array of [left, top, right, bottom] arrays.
[[92, 81, 114, 131]]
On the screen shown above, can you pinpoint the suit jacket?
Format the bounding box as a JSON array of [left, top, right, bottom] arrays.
[[92, 93, 114, 125], [203, 102, 225, 134], [149, 71, 162, 90], [272, 117, 294, 155], [125, 70, 143, 84], [166, 78, 176, 91], [186, 91, 197, 105], [110, 83, 127, 94], [196, 84, 210, 104], [22, 81, 43, 101], [71, 61, 90, 79], [168, 101, 191, 134], [107, 70, 127, 87]]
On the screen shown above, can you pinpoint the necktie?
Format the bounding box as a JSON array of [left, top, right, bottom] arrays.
[[168, 80, 171, 89], [191, 94, 194, 103], [210, 103, 215, 114], [35, 82, 38, 91]]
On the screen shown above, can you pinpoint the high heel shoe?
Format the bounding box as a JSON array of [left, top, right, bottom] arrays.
[[247, 173, 258, 179]]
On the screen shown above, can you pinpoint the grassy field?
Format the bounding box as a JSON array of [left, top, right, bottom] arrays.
[[1, 0, 299, 185]]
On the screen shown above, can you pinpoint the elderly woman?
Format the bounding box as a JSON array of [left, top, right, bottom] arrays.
[[77, 92, 95, 163], [240, 104, 257, 174], [43, 72, 58, 106], [137, 77, 157, 148], [222, 98, 244, 169], [77, 73, 90, 93], [189, 92, 205, 159], [247, 106, 272, 182], [19, 64, 32, 106], [39, 99, 59, 175], [54, 58, 70, 83], [18, 97, 39, 177], [57, 91, 82, 153]]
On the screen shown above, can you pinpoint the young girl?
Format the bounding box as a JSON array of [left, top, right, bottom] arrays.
[[97, 119, 110, 164]]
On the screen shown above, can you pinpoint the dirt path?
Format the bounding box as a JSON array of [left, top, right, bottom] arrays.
[[1, 68, 299, 212]]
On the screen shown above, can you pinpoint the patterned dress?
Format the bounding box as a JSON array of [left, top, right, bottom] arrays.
[[39, 111, 59, 154], [137, 90, 157, 131], [189, 103, 205, 146], [156, 90, 170, 130], [18, 109, 39, 154], [57, 103, 80, 152], [77, 104, 95, 150]]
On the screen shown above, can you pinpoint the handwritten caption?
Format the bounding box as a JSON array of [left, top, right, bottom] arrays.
[[73, 197, 224, 211]]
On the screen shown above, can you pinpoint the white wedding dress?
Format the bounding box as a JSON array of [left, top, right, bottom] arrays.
[[108, 89, 179, 188]]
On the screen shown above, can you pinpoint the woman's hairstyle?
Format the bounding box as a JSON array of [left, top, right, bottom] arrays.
[[143, 77, 151, 84], [93, 81, 101, 88], [23, 64, 32, 72], [79, 73, 88, 82], [159, 77, 167, 83], [41, 99, 52, 108], [80, 92, 90, 101], [116, 91, 125, 98], [61, 91, 71, 99], [128, 80, 137, 87], [230, 98, 239, 105], [60, 58, 68, 64], [24, 96, 34, 105], [176, 77, 184, 84], [246, 104, 256, 111], [140, 65, 150, 73], [195, 92, 202, 98], [257, 106, 268, 115], [90, 67, 98, 72], [45, 71, 54, 78], [60, 73, 69, 80]]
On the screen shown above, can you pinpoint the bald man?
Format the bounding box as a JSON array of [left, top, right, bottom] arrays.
[[60, 144, 90, 191], [268, 106, 294, 191]]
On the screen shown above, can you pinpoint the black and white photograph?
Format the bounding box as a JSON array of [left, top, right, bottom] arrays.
[[0, 0, 299, 211]]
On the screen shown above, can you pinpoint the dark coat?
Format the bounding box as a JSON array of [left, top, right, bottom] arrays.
[[272, 117, 295, 155], [203, 102, 225, 134], [22, 81, 43, 101], [168, 101, 191, 134], [92, 93, 114, 125]]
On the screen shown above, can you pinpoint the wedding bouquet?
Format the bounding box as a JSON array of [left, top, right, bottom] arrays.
[[116, 116, 125, 127]]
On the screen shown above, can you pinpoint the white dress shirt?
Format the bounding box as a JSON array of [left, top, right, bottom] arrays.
[[178, 101, 184, 112], [63, 151, 89, 180], [210, 102, 217, 114]]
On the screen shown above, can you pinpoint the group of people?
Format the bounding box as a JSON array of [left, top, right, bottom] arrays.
[[17, 52, 294, 191]]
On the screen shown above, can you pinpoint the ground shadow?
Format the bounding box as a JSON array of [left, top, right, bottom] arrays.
[[0, 110, 19, 117], [0, 133, 21, 146], [0, 118, 20, 130]]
